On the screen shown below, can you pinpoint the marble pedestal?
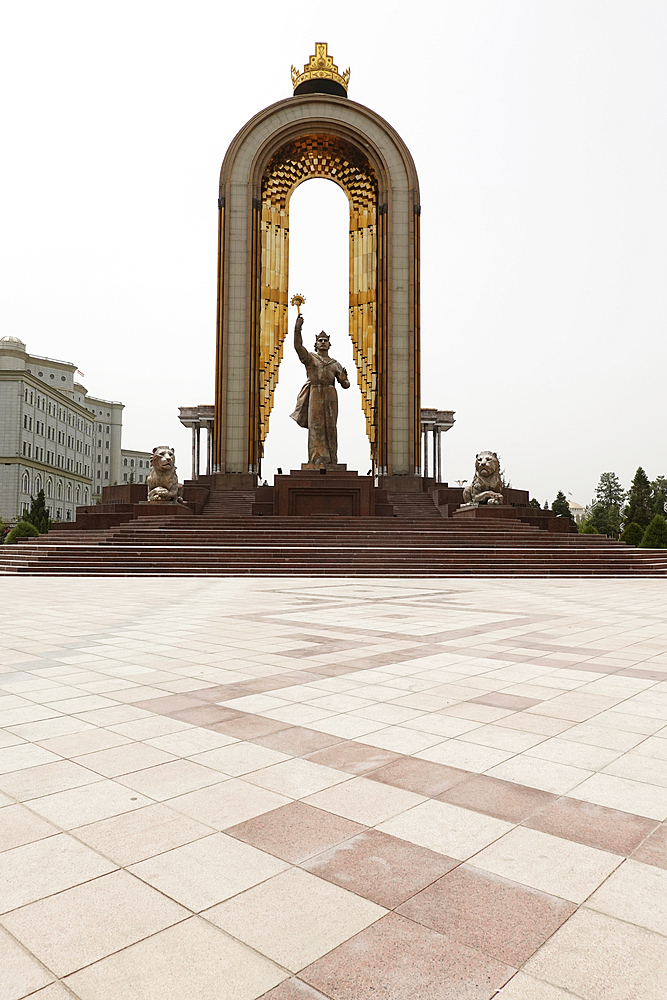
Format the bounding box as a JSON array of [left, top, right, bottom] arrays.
[[253, 469, 393, 517]]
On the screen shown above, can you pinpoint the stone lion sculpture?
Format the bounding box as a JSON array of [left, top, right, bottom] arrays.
[[147, 446, 184, 503], [462, 451, 505, 505]]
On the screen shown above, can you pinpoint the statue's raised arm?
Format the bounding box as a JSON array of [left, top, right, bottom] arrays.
[[294, 314, 309, 364]]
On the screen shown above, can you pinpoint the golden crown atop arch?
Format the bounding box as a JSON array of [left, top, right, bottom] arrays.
[[291, 43, 350, 94]]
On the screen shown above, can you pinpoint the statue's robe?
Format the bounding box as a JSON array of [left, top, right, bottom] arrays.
[[290, 352, 345, 465]]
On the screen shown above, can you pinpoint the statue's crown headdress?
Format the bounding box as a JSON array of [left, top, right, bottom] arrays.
[[291, 44, 350, 96]]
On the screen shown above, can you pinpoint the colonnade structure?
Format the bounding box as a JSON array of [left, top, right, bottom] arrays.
[[178, 405, 214, 480], [421, 407, 455, 484]]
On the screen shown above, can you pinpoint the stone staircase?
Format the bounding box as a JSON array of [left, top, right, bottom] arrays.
[[2, 489, 667, 577], [201, 490, 256, 517]]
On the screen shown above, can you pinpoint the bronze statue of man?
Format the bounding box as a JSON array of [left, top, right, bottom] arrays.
[[290, 314, 350, 465]]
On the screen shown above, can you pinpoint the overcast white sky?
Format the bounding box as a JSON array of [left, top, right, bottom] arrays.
[[2, 2, 665, 505]]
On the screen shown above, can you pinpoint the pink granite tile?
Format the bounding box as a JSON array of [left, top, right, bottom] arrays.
[[193, 685, 252, 703], [302, 829, 458, 908], [209, 715, 292, 739], [301, 912, 514, 1000], [367, 757, 471, 797], [523, 796, 658, 855], [259, 981, 330, 999], [438, 775, 557, 824], [136, 695, 205, 714], [631, 822, 667, 868], [168, 705, 244, 726], [224, 801, 366, 863], [397, 864, 575, 966], [253, 727, 344, 756], [307, 664, 357, 677], [305, 741, 403, 775], [279, 671, 326, 685]]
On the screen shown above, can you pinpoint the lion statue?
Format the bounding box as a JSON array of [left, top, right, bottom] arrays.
[[462, 451, 505, 506], [147, 446, 184, 503]]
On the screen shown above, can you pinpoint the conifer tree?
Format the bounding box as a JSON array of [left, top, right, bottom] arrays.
[[552, 491, 575, 523], [590, 502, 621, 538], [620, 522, 644, 546], [589, 472, 626, 538], [623, 468, 654, 528], [528, 498, 541, 509], [594, 472, 626, 507], [639, 515, 667, 549], [23, 490, 51, 534], [652, 476, 667, 520]]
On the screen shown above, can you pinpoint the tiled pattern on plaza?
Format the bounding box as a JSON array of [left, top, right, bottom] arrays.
[[1, 577, 667, 999]]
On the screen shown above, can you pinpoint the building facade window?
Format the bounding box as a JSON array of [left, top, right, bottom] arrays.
[[22, 472, 30, 494]]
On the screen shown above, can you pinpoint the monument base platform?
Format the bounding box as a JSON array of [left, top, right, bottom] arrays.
[[134, 503, 193, 517], [452, 503, 576, 533], [252, 469, 394, 517], [300, 463, 348, 472], [9, 481, 667, 578]]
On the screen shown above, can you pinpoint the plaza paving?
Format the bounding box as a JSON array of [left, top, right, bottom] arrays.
[[1, 577, 666, 1000]]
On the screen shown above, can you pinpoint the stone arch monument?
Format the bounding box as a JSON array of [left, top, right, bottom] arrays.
[[214, 44, 421, 485]]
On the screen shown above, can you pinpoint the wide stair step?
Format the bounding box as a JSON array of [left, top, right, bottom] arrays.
[[1, 489, 665, 577]]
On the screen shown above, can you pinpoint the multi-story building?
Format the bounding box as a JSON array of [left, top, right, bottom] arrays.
[[88, 397, 123, 498], [0, 336, 150, 522], [120, 449, 153, 484]]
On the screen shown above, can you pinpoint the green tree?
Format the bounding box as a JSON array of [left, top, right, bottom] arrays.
[[528, 498, 541, 509], [620, 522, 644, 546], [652, 476, 667, 520], [22, 490, 51, 534], [594, 472, 626, 507], [589, 502, 622, 538], [639, 515, 667, 549], [579, 523, 599, 534], [542, 500, 550, 510], [4, 522, 40, 545], [623, 468, 654, 529], [552, 491, 575, 524], [588, 472, 626, 538]]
